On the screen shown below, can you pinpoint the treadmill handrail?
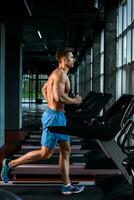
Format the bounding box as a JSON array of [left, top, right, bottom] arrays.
[[48, 94, 134, 142], [116, 119, 133, 149], [120, 97, 134, 128]]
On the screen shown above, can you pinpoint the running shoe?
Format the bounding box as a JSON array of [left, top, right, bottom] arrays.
[[1, 159, 11, 183], [61, 184, 85, 195]]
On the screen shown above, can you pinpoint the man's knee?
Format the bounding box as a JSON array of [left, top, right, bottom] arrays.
[[60, 148, 71, 159], [59, 141, 71, 158], [40, 147, 53, 159]]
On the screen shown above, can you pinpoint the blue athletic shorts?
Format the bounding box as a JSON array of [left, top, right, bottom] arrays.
[[41, 107, 70, 149]]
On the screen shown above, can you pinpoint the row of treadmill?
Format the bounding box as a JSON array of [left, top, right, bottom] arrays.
[[49, 91, 134, 199], [1, 91, 134, 200]]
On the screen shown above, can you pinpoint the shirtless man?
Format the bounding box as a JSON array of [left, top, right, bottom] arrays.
[[1, 48, 84, 195]]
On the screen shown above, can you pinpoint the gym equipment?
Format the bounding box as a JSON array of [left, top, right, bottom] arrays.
[[65, 91, 98, 113], [66, 92, 112, 126], [48, 94, 134, 199], [84, 149, 117, 169], [48, 94, 134, 142], [0, 188, 22, 200], [12, 144, 88, 165], [2, 95, 131, 200], [115, 117, 134, 199]]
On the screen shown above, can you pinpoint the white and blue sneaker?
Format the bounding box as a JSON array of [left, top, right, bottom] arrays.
[[1, 159, 11, 183], [61, 184, 85, 195]]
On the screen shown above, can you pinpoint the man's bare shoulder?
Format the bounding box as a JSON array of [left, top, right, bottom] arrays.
[[51, 68, 67, 80]]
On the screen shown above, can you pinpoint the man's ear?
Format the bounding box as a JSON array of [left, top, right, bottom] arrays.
[[63, 56, 67, 63], [60, 57, 66, 63]]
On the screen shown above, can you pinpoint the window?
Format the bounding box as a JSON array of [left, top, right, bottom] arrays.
[[116, 1, 133, 98], [127, 0, 132, 25], [122, 68, 127, 94], [130, 69, 134, 94], [118, 38, 122, 67], [123, 3, 127, 31], [117, 13, 119, 37], [132, 0, 134, 19], [116, 68, 122, 98], [127, 30, 131, 63], [22, 74, 48, 103], [119, 6, 123, 35], [123, 34, 127, 65], [132, 28, 134, 61]]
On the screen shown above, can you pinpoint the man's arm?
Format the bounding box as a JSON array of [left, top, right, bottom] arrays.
[[42, 81, 48, 101], [53, 73, 82, 105]]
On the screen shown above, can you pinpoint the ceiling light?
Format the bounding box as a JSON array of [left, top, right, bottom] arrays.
[[44, 44, 47, 50], [37, 30, 42, 39], [24, 0, 32, 16], [94, 0, 98, 8]]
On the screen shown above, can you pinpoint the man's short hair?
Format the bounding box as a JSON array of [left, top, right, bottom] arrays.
[[55, 47, 74, 62]]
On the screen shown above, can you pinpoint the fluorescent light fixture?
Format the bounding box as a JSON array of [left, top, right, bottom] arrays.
[[24, 0, 32, 16], [44, 44, 47, 50], [94, 0, 98, 8], [37, 30, 42, 39]]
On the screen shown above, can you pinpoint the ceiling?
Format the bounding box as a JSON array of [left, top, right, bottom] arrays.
[[0, 0, 107, 74], [22, 0, 106, 74]]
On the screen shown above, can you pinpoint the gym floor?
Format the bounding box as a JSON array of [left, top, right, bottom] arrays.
[[0, 185, 103, 200]]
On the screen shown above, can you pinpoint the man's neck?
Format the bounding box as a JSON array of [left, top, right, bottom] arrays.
[[58, 64, 69, 74]]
